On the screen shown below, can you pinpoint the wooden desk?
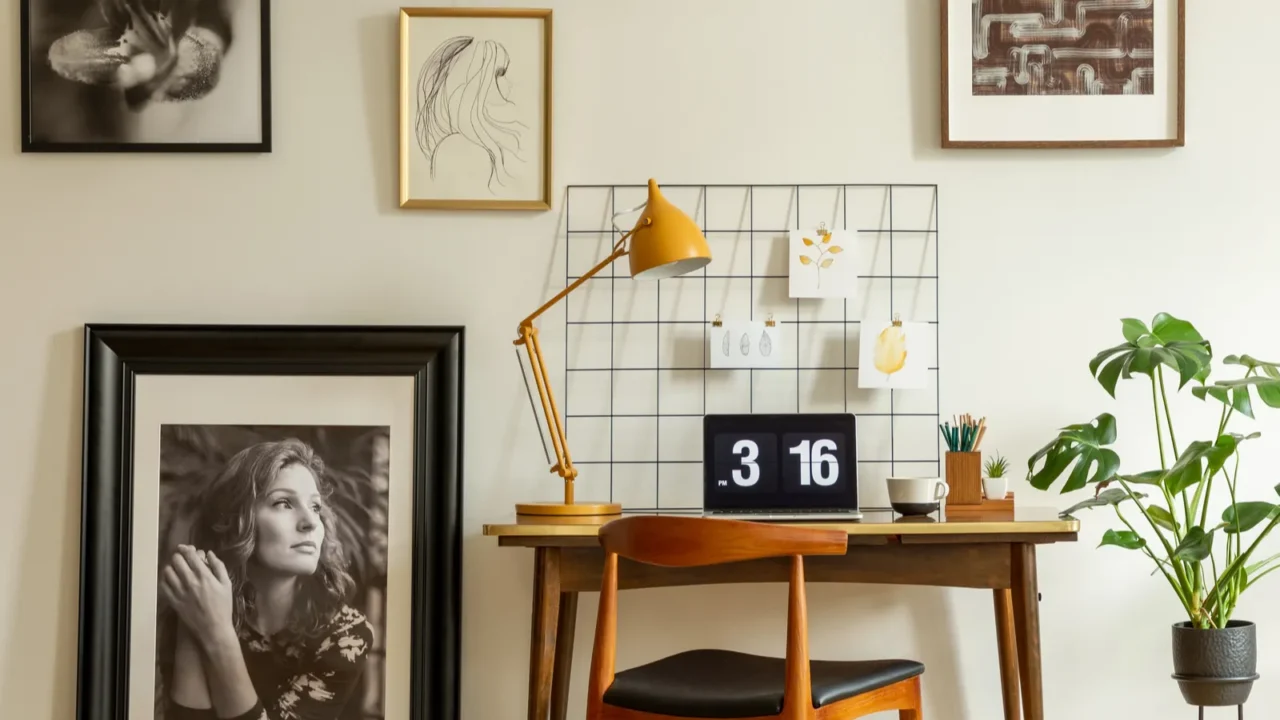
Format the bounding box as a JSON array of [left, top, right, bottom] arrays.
[[483, 507, 1078, 720]]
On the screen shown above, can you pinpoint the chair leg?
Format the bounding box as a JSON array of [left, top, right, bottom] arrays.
[[898, 676, 923, 720]]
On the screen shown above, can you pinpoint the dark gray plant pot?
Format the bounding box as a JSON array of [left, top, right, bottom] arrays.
[[1171, 620, 1259, 707]]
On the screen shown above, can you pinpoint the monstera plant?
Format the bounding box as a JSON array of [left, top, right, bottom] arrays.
[[1026, 313, 1280, 709]]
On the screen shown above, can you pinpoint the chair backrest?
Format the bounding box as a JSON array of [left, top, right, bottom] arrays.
[[587, 516, 848, 719], [599, 515, 848, 567]]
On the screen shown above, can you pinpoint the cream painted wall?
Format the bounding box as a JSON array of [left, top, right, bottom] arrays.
[[5, 1, 1280, 718]]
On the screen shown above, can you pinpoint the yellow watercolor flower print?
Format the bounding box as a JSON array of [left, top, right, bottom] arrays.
[[873, 324, 908, 376]]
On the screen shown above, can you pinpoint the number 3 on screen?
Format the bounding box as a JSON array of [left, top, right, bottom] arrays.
[[790, 439, 838, 486], [732, 439, 760, 487]]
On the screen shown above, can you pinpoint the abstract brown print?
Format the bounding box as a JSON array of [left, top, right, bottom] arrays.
[[972, 0, 1154, 96]]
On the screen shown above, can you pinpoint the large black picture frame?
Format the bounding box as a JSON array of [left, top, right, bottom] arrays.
[[21, 0, 273, 153], [77, 324, 463, 720]]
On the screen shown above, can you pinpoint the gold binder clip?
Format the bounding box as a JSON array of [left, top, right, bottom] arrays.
[[765, 314, 776, 327], [816, 221, 827, 234], [891, 313, 902, 327], [712, 314, 723, 327]]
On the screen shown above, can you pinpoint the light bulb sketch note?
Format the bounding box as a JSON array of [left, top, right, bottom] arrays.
[[399, 9, 551, 209], [789, 226, 857, 298]]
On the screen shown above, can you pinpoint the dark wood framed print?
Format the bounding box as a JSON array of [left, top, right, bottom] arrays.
[[941, 0, 1185, 149], [21, 0, 272, 152], [76, 324, 462, 720], [398, 7, 553, 210]]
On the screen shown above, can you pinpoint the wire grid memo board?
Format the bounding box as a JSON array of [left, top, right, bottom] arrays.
[[555, 182, 940, 512]]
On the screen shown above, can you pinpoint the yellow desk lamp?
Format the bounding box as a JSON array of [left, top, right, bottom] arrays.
[[514, 179, 712, 517]]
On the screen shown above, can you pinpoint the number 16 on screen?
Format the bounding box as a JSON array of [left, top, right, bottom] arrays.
[[714, 432, 847, 493]]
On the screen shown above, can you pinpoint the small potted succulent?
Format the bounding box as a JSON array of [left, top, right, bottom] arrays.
[[983, 452, 1010, 501], [1026, 313, 1280, 709]]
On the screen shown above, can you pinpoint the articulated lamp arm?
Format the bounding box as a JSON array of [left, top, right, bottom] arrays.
[[515, 224, 646, 505]]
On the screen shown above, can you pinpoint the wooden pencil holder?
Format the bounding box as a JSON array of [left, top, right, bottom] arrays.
[[946, 451, 983, 505]]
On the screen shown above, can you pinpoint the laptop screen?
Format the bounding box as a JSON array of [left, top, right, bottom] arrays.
[[702, 413, 858, 511]]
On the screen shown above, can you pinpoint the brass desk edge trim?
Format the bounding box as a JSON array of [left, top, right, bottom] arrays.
[[483, 519, 1080, 538]]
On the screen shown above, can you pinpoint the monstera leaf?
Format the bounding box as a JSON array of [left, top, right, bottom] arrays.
[[1172, 526, 1217, 562], [1162, 435, 1241, 495], [1100, 529, 1147, 550], [1192, 355, 1280, 419], [1222, 502, 1280, 534], [1059, 487, 1144, 519], [1027, 413, 1121, 493], [1088, 313, 1212, 398]]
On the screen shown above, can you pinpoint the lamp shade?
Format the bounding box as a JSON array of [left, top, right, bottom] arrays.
[[627, 179, 713, 280]]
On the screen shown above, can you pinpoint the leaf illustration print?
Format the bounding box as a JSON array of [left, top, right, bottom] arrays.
[[759, 329, 772, 357], [722, 331, 731, 357], [873, 324, 908, 377], [798, 231, 844, 290], [740, 333, 751, 356]]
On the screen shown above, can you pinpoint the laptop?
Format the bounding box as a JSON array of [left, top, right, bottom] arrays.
[[701, 413, 862, 521]]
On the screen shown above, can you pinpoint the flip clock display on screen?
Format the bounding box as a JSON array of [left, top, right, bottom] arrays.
[[702, 413, 858, 511]]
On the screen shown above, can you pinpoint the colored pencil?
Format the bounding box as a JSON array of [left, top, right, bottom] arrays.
[[939, 415, 987, 452]]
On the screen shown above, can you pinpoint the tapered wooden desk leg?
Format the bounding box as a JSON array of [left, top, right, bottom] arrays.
[[1011, 544, 1044, 720], [528, 548, 562, 720], [993, 588, 1021, 720], [550, 592, 579, 720]]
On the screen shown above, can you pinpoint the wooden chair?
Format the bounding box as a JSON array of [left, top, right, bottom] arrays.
[[586, 515, 925, 720]]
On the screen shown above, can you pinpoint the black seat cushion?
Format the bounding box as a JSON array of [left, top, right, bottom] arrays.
[[602, 648, 924, 719]]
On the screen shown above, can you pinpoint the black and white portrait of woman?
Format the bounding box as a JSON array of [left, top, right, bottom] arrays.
[[399, 8, 550, 210], [154, 426, 389, 720], [21, 0, 270, 150]]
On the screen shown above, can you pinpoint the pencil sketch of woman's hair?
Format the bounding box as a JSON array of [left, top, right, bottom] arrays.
[[416, 36, 528, 192]]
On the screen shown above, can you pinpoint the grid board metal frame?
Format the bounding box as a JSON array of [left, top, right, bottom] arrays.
[[561, 182, 940, 512]]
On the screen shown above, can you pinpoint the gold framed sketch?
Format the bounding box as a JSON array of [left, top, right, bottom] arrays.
[[941, 0, 1185, 149], [398, 7, 552, 210]]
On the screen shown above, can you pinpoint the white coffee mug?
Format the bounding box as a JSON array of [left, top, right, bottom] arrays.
[[983, 475, 1009, 501], [886, 476, 949, 516]]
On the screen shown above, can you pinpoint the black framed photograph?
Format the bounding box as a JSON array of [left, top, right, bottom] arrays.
[[21, 0, 272, 152], [77, 324, 462, 720]]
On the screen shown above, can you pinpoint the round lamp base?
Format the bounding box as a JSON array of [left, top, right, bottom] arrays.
[[515, 501, 623, 517]]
